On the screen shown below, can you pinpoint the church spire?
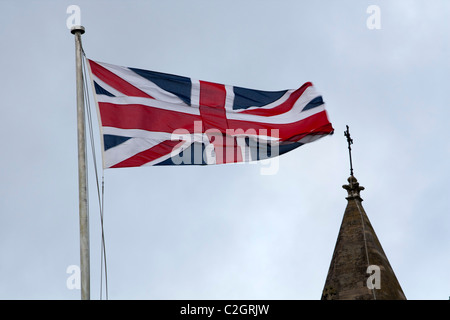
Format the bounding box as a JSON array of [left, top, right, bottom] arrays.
[[321, 126, 406, 300]]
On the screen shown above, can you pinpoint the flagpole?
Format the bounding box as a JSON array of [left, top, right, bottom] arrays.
[[71, 25, 90, 300]]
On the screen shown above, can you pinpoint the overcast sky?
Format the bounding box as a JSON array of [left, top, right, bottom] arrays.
[[0, 0, 449, 300]]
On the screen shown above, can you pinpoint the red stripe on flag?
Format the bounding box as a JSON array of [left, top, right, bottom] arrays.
[[199, 81, 228, 132], [88, 60, 154, 99], [199, 81, 226, 108], [227, 110, 333, 141], [205, 134, 243, 164], [110, 140, 181, 168], [236, 82, 312, 117], [99, 102, 201, 133]]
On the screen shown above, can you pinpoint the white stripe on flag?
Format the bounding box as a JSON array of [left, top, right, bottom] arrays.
[[191, 79, 200, 108], [96, 61, 190, 107], [227, 87, 325, 124]]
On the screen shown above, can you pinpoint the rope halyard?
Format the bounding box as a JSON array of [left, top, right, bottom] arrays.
[[81, 53, 109, 300]]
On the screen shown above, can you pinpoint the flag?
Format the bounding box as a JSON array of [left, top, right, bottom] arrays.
[[87, 59, 334, 168]]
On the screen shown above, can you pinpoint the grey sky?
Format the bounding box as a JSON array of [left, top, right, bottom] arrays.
[[0, 0, 449, 299]]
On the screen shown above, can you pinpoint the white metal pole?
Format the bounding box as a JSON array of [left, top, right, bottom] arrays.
[[71, 25, 90, 300]]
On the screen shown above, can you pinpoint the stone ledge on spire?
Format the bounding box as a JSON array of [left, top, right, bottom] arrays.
[[343, 175, 364, 201]]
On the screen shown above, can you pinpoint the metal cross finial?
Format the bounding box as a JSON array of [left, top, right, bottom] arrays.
[[344, 125, 354, 176]]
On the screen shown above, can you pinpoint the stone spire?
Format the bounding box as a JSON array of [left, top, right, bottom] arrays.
[[321, 175, 406, 300]]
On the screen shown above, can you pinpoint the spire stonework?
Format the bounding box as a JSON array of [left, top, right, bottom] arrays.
[[343, 175, 364, 201], [321, 175, 406, 300]]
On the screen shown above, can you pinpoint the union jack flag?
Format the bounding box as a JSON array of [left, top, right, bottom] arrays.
[[87, 59, 334, 168]]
